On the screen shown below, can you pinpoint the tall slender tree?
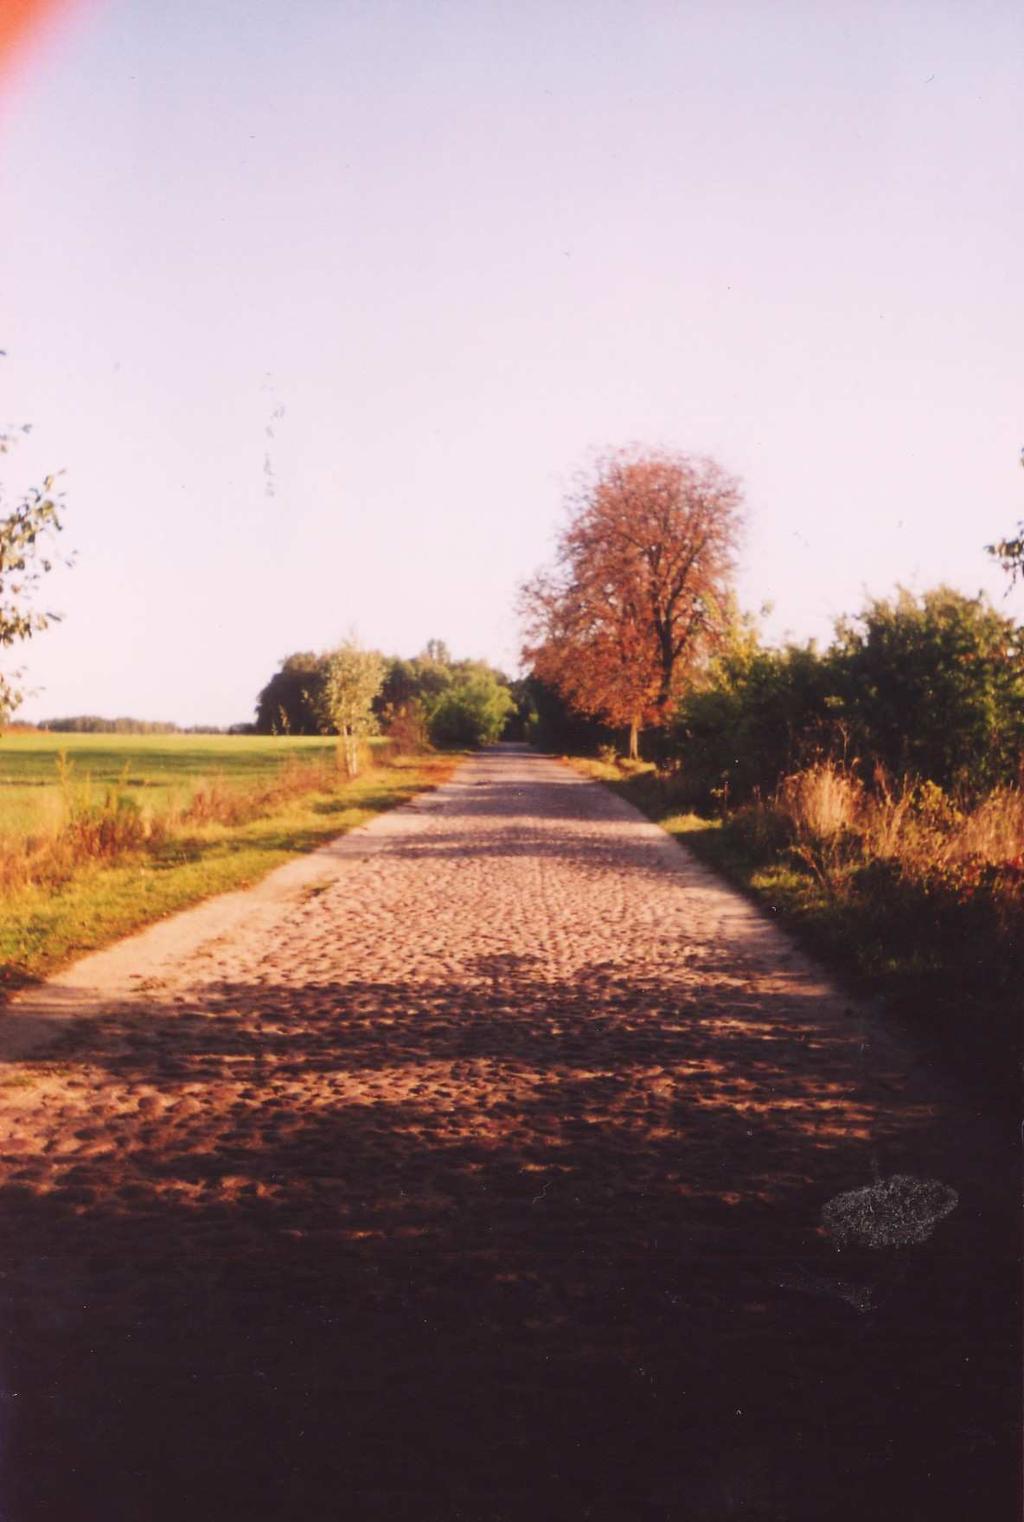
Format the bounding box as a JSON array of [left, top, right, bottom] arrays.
[[521, 447, 742, 758], [317, 639, 385, 777]]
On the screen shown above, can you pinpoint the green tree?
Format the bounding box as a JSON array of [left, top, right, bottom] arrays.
[[0, 411, 67, 726], [255, 651, 329, 734], [833, 586, 1024, 792], [377, 647, 453, 719], [674, 620, 839, 804], [427, 663, 514, 748], [318, 639, 385, 775]]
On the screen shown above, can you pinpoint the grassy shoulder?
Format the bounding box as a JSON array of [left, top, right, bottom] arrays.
[[568, 756, 1020, 1101], [0, 752, 456, 995]]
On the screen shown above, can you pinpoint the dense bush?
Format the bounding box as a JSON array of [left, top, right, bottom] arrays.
[[832, 587, 1024, 792], [672, 588, 1023, 806], [378, 652, 453, 719], [256, 650, 446, 737], [427, 665, 515, 748], [672, 632, 838, 806]]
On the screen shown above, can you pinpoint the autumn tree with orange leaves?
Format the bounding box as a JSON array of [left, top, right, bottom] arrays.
[[521, 449, 742, 759]]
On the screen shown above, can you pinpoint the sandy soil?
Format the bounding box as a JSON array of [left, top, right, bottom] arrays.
[[0, 746, 1016, 1520]]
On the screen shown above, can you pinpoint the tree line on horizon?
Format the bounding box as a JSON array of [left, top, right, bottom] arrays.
[[33, 716, 234, 735]]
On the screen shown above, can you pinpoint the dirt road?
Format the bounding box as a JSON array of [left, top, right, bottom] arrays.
[[0, 747, 1015, 1519]]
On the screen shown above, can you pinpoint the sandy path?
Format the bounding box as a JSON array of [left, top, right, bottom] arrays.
[[0, 746, 1015, 1520]]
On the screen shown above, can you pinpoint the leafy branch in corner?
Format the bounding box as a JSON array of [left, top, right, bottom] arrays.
[[0, 396, 71, 724], [984, 447, 1024, 588]]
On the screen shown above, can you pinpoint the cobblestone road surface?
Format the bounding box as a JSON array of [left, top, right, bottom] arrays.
[[0, 747, 1015, 1520]]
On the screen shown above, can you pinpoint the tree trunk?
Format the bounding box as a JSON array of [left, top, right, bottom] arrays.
[[628, 717, 640, 761]]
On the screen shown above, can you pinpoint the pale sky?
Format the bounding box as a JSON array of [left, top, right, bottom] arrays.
[[1, 0, 1021, 726]]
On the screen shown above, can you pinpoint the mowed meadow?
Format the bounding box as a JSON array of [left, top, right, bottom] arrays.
[[0, 731, 346, 836], [0, 730, 455, 992]]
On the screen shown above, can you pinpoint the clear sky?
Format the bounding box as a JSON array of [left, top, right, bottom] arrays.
[[1, 0, 1021, 726]]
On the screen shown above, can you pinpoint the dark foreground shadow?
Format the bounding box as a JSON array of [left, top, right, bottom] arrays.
[[0, 966, 1017, 1521]]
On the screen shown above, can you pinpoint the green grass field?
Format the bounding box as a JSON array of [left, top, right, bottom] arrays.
[[0, 732, 373, 841]]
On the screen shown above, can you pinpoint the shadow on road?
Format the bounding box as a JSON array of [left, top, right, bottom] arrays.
[[0, 961, 1017, 1521]]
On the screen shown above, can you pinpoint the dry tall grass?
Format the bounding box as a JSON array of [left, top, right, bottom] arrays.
[[947, 787, 1024, 866], [384, 702, 430, 756], [746, 761, 1024, 995], [774, 764, 862, 893], [181, 757, 340, 828], [770, 762, 1024, 879], [776, 763, 862, 842]]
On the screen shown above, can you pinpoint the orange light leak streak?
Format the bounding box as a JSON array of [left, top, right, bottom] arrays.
[[0, 0, 86, 91]]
